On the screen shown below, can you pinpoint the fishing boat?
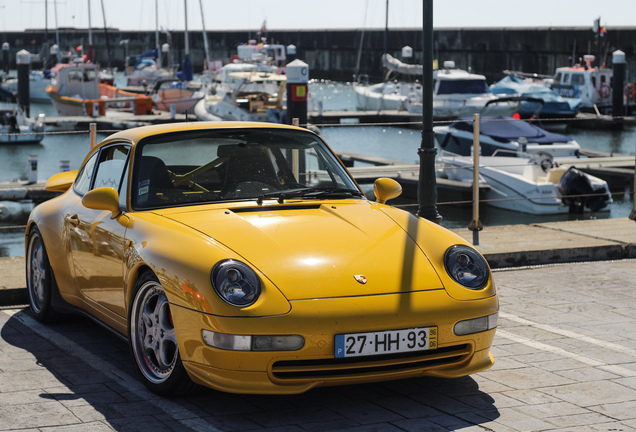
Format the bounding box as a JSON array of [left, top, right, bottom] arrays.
[[490, 73, 581, 119], [438, 150, 612, 215], [550, 55, 613, 114], [433, 116, 582, 160], [46, 63, 153, 117], [0, 104, 45, 144]]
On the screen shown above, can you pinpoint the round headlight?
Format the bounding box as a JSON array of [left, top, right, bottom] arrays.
[[444, 245, 489, 289], [212, 260, 261, 306]]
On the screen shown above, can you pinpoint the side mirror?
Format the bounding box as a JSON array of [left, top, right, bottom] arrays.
[[82, 187, 121, 217], [373, 178, 402, 204], [45, 170, 79, 192]]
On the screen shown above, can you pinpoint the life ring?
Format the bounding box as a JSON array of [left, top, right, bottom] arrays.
[[599, 82, 611, 99], [625, 83, 636, 100]]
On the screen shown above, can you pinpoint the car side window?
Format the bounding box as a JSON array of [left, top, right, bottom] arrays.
[[92, 144, 131, 204], [73, 153, 98, 196]]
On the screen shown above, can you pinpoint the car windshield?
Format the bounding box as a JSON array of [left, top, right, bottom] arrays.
[[132, 128, 362, 209]]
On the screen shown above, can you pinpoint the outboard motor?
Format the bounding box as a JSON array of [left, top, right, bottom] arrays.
[[558, 166, 610, 213]]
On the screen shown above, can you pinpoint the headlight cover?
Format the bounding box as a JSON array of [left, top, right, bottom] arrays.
[[444, 245, 489, 289], [212, 259, 261, 306]]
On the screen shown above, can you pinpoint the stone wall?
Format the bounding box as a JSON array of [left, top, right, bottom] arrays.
[[3, 27, 635, 83]]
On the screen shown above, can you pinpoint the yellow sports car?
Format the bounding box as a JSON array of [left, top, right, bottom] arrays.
[[26, 122, 498, 395]]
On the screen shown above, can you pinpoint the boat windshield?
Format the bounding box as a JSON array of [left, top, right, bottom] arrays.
[[438, 79, 490, 95], [132, 128, 362, 209]]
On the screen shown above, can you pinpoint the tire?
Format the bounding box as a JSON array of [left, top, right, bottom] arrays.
[[26, 226, 61, 322], [128, 271, 198, 396]]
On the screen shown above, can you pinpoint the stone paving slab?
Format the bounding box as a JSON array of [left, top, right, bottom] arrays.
[[1, 260, 636, 430]]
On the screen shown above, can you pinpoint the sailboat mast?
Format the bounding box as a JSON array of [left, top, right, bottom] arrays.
[[184, 0, 189, 56], [199, 0, 211, 70], [100, 0, 112, 67], [54, 0, 61, 63], [384, 0, 388, 55], [88, 0, 92, 46], [155, 0, 160, 56]]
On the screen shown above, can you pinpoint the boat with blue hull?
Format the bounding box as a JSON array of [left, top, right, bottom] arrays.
[[433, 116, 582, 160]]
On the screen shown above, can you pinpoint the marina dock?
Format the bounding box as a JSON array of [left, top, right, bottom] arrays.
[[41, 111, 191, 129]]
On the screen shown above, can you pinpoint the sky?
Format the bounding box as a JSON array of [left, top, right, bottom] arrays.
[[0, 0, 635, 33]]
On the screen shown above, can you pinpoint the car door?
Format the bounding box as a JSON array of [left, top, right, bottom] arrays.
[[67, 143, 130, 318]]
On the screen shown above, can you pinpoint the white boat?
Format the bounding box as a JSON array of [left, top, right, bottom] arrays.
[[433, 116, 582, 160], [353, 54, 421, 111], [150, 79, 204, 114], [354, 56, 519, 118], [438, 150, 612, 215], [195, 59, 286, 123], [0, 104, 45, 144], [550, 55, 613, 114], [46, 63, 154, 117], [0, 70, 51, 102]]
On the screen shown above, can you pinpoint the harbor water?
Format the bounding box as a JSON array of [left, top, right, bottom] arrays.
[[1, 80, 634, 257]]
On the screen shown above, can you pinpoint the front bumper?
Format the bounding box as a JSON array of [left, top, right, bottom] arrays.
[[171, 289, 498, 394]]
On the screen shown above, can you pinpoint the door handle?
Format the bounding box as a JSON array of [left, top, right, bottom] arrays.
[[65, 214, 79, 226]]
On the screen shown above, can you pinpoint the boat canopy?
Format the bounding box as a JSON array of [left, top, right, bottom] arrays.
[[451, 116, 572, 144], [382, 53, 423, 77]]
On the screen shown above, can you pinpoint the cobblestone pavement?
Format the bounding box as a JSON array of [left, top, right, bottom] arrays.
[[1, 259, 636, 431]]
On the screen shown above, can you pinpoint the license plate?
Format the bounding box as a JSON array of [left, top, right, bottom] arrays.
[[334, 326, 438, 358]]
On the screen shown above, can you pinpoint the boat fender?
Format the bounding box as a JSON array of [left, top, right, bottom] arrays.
[[532, 151, 554, 173]]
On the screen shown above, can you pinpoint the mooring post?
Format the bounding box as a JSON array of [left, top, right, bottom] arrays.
[[16, 49, 31, 117], [612, 50, 626, 118], [630, 147, 636, 221], [28, 154, 38, 185], [468, 114, 483, 244], [285, 59, 309, 127], [2, 42, 9, 75], [90, 123, 97, 149]]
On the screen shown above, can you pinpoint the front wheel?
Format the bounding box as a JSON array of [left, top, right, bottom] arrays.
[[128, 271, 197, 396], [26, 226, 61, 322]]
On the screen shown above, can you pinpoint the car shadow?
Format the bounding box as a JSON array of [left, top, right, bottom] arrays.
[[1, 308, 500, 431]]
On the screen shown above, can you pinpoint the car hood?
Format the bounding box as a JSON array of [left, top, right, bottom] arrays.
[[160, 201, 444, 300]]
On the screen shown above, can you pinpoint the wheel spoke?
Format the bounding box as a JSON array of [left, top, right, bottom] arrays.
[[132, 282, 179, 383]]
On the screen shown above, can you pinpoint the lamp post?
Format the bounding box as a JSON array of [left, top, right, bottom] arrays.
[[416, 0, 442, 222]]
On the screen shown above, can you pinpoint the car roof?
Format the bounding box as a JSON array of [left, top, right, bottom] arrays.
[[101, 121, 310, 147]]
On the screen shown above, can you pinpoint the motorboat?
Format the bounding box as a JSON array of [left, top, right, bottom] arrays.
[[550, 55, 613, 114], [195, 56, 286, 123], [395, 60, 520, 118], [46, 63, 154, 117], [433, 116, 582, 160], [490, 73, 581, 119], [438, 150, 612, 215], [353, 54, 421, 111], [0, 104, 45, 144], [150, 78, 205, 114], [0, 70, 52, 102], [125, 49, 175, 87]]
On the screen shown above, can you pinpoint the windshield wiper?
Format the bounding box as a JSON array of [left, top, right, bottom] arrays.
[[256, 187, 364, 205]]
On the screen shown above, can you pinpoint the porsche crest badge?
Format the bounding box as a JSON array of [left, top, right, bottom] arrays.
[[354, 274, 367, 284]]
